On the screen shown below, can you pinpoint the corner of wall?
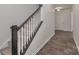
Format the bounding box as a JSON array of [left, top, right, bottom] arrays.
[[32, 32, 55, 55]]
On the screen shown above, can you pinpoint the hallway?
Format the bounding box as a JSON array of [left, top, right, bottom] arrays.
[[37, 30, 79, 55]]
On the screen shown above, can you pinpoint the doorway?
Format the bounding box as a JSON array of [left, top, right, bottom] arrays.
[[55, 5, 72, 31]]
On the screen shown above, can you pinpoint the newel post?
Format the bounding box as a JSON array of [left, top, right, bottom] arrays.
[[10, 25, 19, 55]]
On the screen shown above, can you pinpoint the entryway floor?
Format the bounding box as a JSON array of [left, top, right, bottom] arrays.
[[37, 30, 79, 55]]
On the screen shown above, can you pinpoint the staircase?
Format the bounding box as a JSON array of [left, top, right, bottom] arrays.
[[0, 47, 11, 55], [0, 41, 11, 55], [0, 4, 43, 55]]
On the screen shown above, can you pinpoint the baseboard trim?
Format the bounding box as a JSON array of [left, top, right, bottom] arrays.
[[73, 40, 79, 52], [0, 38, 10, 49], [32, 32, 55, 55], [55, 29, 72, 32], [73, 34, 79, 52], [77, 46, 79, 52]]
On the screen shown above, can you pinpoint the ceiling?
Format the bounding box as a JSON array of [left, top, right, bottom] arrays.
[[54, 4, 72, 9]]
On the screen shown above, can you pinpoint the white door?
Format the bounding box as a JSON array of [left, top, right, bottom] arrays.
[[55, 9, 71, 31]]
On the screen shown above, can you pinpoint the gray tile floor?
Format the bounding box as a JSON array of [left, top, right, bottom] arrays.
[[37, 30, 79, 55]]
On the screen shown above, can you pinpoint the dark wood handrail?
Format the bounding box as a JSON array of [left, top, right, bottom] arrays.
[[18, 5, 42, 30]]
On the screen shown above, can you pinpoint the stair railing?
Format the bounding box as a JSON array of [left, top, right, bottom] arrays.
[[10, 5, 43, 55]]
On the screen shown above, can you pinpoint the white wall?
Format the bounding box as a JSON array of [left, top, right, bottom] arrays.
[[73, 4, 79, 52], [55, 9, 72, 31], [0, 4, 39, 47], [25, 4, 55, 55]]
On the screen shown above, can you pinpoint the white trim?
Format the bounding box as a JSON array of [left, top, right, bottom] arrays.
[[73, 34, 79, 52], [74, 41, 79, 52], [32, 32, 55, 55], [73, 39, 79, 52], [76, 46, 79, 52]]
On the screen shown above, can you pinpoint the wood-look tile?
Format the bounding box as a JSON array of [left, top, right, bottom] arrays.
[[37, 30, 79, 55]]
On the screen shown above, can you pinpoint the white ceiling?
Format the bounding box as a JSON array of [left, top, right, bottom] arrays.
[[54, 4, 72, 9]]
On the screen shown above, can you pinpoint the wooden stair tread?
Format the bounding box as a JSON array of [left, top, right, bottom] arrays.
[[1, 47, 11, 55]]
